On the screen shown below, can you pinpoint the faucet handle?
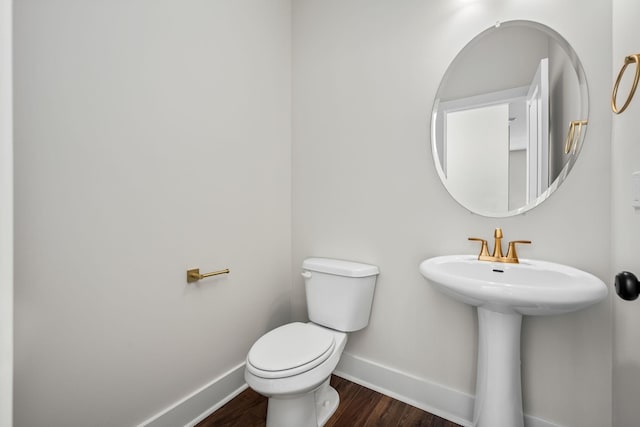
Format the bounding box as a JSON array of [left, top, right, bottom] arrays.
[[505, 240, 531, 263], [469, 237, 490, 259]]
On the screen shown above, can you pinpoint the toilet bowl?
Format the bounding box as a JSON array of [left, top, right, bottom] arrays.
[[245, 322, 347, 427], [244, 257, 379, 427]]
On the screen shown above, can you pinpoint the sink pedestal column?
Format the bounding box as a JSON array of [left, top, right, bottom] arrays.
[[473, 307, 524, 427]]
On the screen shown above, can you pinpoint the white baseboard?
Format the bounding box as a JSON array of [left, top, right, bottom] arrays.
[[138, 362, 247, 427], [138, 353, 559, 427], [334, 352, 560, 427], [334, 352, 473, 426]]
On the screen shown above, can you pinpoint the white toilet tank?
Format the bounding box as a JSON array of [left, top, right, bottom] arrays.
[[302, 258, 379, 332]]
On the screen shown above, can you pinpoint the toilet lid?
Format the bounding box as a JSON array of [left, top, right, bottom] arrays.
[[247, 323, 335, 378]]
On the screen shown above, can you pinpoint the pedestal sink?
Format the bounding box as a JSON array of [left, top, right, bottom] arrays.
[[419, 255, 608, 427]]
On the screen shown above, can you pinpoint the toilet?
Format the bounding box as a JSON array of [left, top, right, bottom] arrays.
[[244, 257, 379, 427]]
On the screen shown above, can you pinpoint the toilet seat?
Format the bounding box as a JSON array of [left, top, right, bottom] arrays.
[[247, 323, 336, 379]]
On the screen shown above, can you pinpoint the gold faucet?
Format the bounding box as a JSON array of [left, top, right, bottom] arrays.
[[468, 228, 531, 264]]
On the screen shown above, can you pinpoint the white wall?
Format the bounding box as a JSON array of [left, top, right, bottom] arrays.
[[0, 1, 12, 426], [440, 25, 549, 102], [292, 1, 612, 426], [548, 40, 582, 180], [612, 0, 640, 425], [14, 1, 626, 426], [13, 1, 291, 426]]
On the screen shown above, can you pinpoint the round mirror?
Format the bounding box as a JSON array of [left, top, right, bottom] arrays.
[[431, 21, 588, 217]]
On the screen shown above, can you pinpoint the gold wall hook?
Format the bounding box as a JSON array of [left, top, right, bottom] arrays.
[[612, 54, 640, 114], [564, 120, 588, 154], [187, 267, 230, 283]]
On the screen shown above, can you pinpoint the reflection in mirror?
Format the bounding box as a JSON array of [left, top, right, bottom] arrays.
[[431, 21, 588, 217]]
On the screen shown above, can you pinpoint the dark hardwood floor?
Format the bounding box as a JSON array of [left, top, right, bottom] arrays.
[[196, 375, 462, 427]]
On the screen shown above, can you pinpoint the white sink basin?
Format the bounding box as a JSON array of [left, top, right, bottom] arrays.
[[419, 255, 607, 427], [419, 255, 608, 315]]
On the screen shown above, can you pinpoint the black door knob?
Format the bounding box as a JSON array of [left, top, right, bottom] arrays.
[[615, 271, 640, 301]]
